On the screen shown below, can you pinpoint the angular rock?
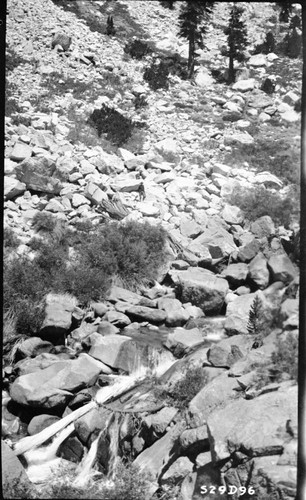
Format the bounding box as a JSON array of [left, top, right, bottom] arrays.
[[10, 353, 102, 409], [248, 252, 270, 289], [15, 337, 54, 360], [13, 353, 64, 377], [179, 425, 209, 450], [154, 138, 180, 164], [189, 223, 238, 258], [4, 177, 26, 200], [268, 253, 297, 284], [170, 267, 229, 314], [232, 79, 256, 92], [250, 216, 275, 238], [103, 310, 131, 328], [207, 334, 253, 368], [157, 297, 190, 327], [160, 456, 193, 485], [224, 293, 257, 335], [75, 406, 112, 447], [39, 294, 76, 344], [107, 286, 143, 305], [58, 436, 84, 463], [96, 321, 120, 336], [10, 143, 33, 162], [143, 407, 178, 435], [15, 157, 63, 194], [207, 385, 297, 462], [164, 327, 204, 356], [221, 204, 244, 225], [2, 440, 34, 498], [84, 183, 108, 205], [238, 237, 261, 262], [221, 263, 249, 287], [180, 216, 202, 239], [125, 306, 167, 325]]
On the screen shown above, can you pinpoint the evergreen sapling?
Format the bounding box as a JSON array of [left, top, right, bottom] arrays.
[[224, 4, 248, 83]]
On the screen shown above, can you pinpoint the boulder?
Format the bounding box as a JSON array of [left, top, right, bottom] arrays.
[[58, 436, 84, 463], [10, 143, 33, 162], [224, 132, 254, 146], [107, 286, 143, 305], [164, 327, 204, 356], [4, 177, 26, 200], [170, 267, 229, 314], [189, 223, 238, 258], [89, 335, 149, 372], [250, 216, 275, 238], [237, 237, 261, 262], [143, 407, 178, 435], [207, 334, 253, 368], [221, 204, 244, 225], [13, 353, 65, 376], [160, 456, 193, 485], [248, 54, 267, 67], [268, 254, 297, 284], [15, 157, 63, 194], [15, 337, 54, 359], [157, 297, 190, 327], [103, 310, 131, 328], [224, 293, 256, 336], [248, 252, 270, 289], [221, 263, 249, 287], [27, 415, 61, 435], [125, 306, 167, 325], [250, 454, 297, 499], [180, 216, 202, 239], [97, 321, 120, 336], [2, 440, 34, 498], [206, 385, 297, 462], [75, 406, 112, 447], [232, 79, 256, 92], [188, 373, 241, 428], [179, 425, 209, 450], [154, 138, 181, 164], [39, 294, 75, 344], [84, 183, 108, 205], [10, 353, 103, 409]]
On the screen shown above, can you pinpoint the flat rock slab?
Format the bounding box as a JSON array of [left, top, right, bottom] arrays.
[[164, 327, 204, 356], [207, 385, 297, 462], [10, 353, 103, 409], [106, 285, 143, 305], [125, 305, 167, 325]]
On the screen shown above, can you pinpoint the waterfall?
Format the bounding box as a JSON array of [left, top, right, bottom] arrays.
[[107, 413, 121, 478], [73, 429, 105, 487]]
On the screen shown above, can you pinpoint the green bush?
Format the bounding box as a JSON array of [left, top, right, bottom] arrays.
[[227, 184, 299, 228], [143, 59, 170, 90], [88, 105, 137, 146], [4, 227, 20, 249], [124, 39, 152, 59]]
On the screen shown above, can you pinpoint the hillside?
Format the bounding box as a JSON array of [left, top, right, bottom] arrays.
[[3, 1, 301, 499]]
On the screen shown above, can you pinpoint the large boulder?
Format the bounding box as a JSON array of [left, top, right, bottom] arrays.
[[206, 384, 297, 462], [15, 337, 54, 360], [248, 252, 270, 289], [2, 440, 35, 498], [10, 353, 103, 409], [39, 293, 76, 344], [13, 353, 65, 376], [224, 293, 257, 336], [188, 223, 238, 259], [75, 406, 112, 447], [143, 406, 178, 436], [27, 415, 61, 436], [106, 286, 143, 305], [4, 177, 26, 200], [170, 267, 229, 314], [221, 263, 249, 287], [268, 253, 297, 284], [160, 456, 193, 486], [15, 157, 63, 194], [154, 138, 181, 164], [157, 297, 190, 327], [207, 334, 254, 368], [163, 327, 204, 357]]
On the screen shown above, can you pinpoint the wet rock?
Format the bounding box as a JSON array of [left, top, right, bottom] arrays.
[[170, 267, 229, 314], [58, 436, 84, 463], [221, 263, 249, 287], [10, 353, 103, 409], [160, 456, 193, 485], [157, 297, 190, 327], [2, 440, 34, 498], [207, 385, 297, 462], [27, 415, 61, 436], [248, 252, 270, 289], [75, 406, 112, 447], [268, 254, 297, 284], [164, 327, 204, 356]]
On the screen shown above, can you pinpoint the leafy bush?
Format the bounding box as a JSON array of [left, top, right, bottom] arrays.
[[32, 211, 57, 234], [88, 105, 137, 146], [227, 185, 299, 228], [143, 59, 170, 90], [4, 227, 20, 249], [155, 365, 208, 409], [124, 39, 152, 59]]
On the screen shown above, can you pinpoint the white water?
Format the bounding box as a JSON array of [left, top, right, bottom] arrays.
[[107, 413, 121, 478], [73, 429, 106, 487]]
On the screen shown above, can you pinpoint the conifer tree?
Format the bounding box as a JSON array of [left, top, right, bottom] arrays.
[[177, 1, 215, 78], [224, 3, 248, 84]]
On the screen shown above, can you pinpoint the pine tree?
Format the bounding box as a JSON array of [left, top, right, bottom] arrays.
[[106, 15, 116, 36], [178, 1, 215, 78], [224, 3, 248, 84], [275, 1, 293, 23], [247, 294, 264, 337]]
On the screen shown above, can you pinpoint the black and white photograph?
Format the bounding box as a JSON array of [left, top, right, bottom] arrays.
[[3, 1, 303, 499]]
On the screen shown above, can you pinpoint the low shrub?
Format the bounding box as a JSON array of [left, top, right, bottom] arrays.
[[227, 184, 299, 228], [134, 94, 148, 110], [32, 211, 57, 234], [88, 105, 137, 146], [4, 227, 20, 249], [143, 59, 170, 90], [155, 365, 208, 409], [124, 39, 152, 59]]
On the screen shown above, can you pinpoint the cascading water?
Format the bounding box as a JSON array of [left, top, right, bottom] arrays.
[[13, 344, 177, 486]]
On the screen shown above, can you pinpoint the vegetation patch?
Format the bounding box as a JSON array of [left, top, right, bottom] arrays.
[[124, 39, 152, 60], [227, 184, 299, 228], [143, 59, 170, 90]]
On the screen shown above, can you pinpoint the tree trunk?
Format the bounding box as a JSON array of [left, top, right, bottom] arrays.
[[228, 54, 235, 83], [188, 30, 195, 78]]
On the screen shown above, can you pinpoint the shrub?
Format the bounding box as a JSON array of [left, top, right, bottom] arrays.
[[4, 227, 20, 249], [143, 59, 170, 90], [124, 39, 152, 59], [32, 211, 57, 234], [155, 365, 208, 409], [88, 105, 136, 146], [134, 94, 148, 110], [227, 185, 299, 228]]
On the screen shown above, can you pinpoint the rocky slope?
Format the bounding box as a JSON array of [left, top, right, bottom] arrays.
[[3, 1, 300, 499]]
